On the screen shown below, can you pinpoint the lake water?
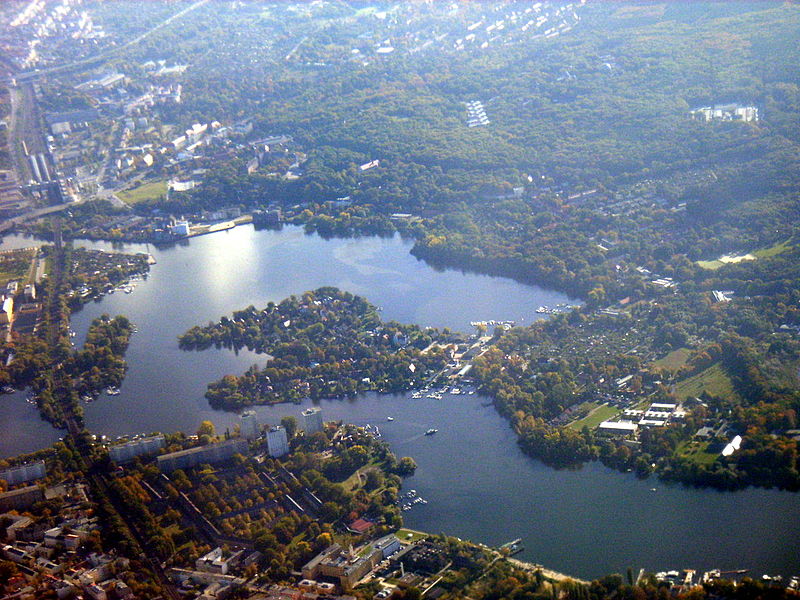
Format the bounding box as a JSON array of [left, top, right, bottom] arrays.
[[0, 225, 797, 580]]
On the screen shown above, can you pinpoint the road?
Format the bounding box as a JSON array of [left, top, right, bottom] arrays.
[[0, 199, 77, 233]]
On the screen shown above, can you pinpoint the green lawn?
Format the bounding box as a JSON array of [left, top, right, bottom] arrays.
[[753, 238, 794, 259], [396, 528, 428, 543], [568, 403, 620, 431], [676, 440, 718, 466], [696, 258, 723, 270], [696, 239, 794, 270], [117, 180, 168, 205], [653, 347, 692, 372], [674, 363, 739, 401]]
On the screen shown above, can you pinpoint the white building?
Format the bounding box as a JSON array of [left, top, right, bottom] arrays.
[[108, 435, 166, 463], [267, 426, 289, 458], [170, 221, 190, 236], [0, 297, 13, 324], [240, 410, 259, 439], [196, 547, 238, 575], [301, 407, 323, 435], [597, 421, 638, 436]]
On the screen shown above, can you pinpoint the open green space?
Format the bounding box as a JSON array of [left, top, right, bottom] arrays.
[[117, 180, 167, 205], [396, 528, 428, 543], [653, 347, 692, 372], [752, 238, 795, 259], [343, 460, 381, 491], [696, 239, 794, 270], [0, 249, 36, 286], [568, 403, 620, 431], [676, 440, 719, 466], [674, 363, 739, 402]]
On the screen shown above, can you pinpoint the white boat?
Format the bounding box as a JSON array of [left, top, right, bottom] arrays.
[[425, 428, 438, 435], [387, 416, 394, 421]]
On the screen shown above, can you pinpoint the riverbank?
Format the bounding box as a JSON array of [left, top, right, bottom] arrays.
[[507, 557, 588, 585]]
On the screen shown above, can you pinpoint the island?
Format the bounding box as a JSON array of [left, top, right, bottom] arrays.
[[179, 287, 450, 409]]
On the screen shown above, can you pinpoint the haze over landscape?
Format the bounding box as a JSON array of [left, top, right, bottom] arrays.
[[0, 2, 798, 599]]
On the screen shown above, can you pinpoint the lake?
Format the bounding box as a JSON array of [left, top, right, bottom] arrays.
[[0, 225, 797, 580]]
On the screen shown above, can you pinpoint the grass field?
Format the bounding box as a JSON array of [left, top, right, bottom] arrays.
[[676, 440, 718, 466], [696, 239, 794, 270], [117, 180, 167, 205], [753, 238, 794, 259], [674, 363, 739, 401], [568, 403, 619, 430], [396, 528, 428, 543], [653, 347, 692, 371]]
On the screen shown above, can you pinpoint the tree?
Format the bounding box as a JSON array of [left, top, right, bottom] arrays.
[[0, 560, 18, 586], [197, 420, 216, 438], [364, 469, 384, 491], [281, 416, 298, 439], [395, 457, 417, 476]]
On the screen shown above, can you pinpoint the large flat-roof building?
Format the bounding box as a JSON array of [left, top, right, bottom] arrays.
[[302, 543, 382, 591], [597, 421, 638, 436], [109, 435, 166, 463], [0, 486, 44, 512], [0, 461, 46, 486], [156, 439, 248, 472]]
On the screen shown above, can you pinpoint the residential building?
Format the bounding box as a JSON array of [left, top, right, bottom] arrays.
[[0, 461, 46, 486], [301, 407, 323, 435], [240, 410, 259, 439], [156, 439, 248, 472], [108, 435, 165, 463], [0, 486, 44, 511], [267, 426, 289, 458]]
